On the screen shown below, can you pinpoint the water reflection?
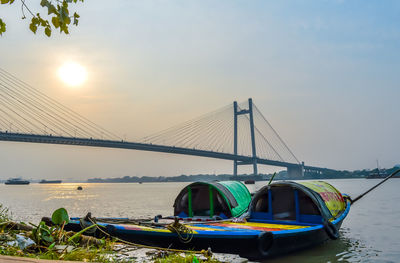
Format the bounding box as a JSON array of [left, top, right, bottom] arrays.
[[36, 184, 99, 201], [0, 182, 185, 223], [263, 227, 380, 263]]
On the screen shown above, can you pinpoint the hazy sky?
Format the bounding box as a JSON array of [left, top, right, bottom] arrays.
[[0, 1, 399, 180]]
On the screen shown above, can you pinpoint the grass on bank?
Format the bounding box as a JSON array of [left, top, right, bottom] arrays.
[[1, 204, 222, 262], [0, 204, 10, 223], [0, 204, 116, 262], [155, 253, 222, 263]]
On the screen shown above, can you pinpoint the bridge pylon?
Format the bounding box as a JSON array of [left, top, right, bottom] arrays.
[[233, 98, 258, 176]]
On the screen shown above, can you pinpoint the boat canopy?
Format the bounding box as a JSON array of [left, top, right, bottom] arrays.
[[249, 181, 346, 224], [174, 181, 251, 219]]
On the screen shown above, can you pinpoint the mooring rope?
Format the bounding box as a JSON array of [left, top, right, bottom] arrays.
[[85, 216, 207, 254]]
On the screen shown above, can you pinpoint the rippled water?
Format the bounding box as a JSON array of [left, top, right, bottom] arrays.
[[1, 179, 399, 262]]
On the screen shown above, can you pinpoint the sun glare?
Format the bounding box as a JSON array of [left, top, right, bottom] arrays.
[[58, 62, 87, 87]]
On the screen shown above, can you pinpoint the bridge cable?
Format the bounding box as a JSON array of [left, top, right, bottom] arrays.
[[253, 104, 300, 164], [0, 68, 121, 140], [0, 71, 117, 139]]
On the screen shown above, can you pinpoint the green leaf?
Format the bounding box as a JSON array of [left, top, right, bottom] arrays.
[[51, 208, 69, 225], [42, 234, 54, 243], [45, 27, 51, 37], [73, 12, 79, 26], [47, 4, 57, 15], [1, 0, 82, 36], [0, 19, 6, 35], [31, 17, 39, 25], [40, 18, 47, 27], [62, 26, 69, 34], [40, 0, 48, 7], [29, 23, 37, 34], [52, 16, 60, 28], [67, 224, 97, 243], [48, 242, 56, 250], [62, 6, 69, 17], [65, 16, 71, 25]]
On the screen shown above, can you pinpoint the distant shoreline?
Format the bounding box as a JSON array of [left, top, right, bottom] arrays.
[[1, 166, 398, 184], [86, 166, 400, 183]]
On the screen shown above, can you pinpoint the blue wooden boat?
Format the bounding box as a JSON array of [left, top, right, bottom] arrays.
[[65, 180, 350, 260]]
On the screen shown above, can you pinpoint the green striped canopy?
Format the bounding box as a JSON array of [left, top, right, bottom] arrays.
[[174, 181, 251, 218]]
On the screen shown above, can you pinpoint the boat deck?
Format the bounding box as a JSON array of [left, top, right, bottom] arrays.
[[191, 221, 311, 232], [104, 220, 316, 237]]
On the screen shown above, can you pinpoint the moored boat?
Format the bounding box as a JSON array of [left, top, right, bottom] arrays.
[[64, 180, 350, 259], [39, 179, 62, 184], [245, 180, 350, 258], [244, 179, 255, 184], [4, 178, 30, 185]]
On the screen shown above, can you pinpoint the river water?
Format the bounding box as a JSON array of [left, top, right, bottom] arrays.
[[1, 179, 399, 262]]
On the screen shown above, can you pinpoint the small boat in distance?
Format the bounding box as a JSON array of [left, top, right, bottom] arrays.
[[244, 179, 255, 184], [366, 161, 399, 179], [39, 179, 62, 184], [5, 178, 30, 185]]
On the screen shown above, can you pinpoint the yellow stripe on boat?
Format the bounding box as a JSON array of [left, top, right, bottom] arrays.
[[210, 221, 309, 231], [188, 225, 226, 231], [119, 224, 199, 234], [224, 221, 307, 229], [187, 221, 310, 232], [299, 181, 346, 217], [118, 221, 309, 233]]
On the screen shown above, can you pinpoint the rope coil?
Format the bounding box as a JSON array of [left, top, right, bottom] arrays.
[[166, 218, 194, 244]]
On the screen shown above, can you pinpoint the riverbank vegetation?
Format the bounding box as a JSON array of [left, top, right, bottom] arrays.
[[0, 205, 114, 262], [0, 205, 223, 262]]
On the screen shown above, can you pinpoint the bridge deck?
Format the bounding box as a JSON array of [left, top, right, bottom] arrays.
[[0, 132, 306, 168]]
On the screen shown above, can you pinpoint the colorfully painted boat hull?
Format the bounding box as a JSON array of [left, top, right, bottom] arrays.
[[65, 200, 350, 259]]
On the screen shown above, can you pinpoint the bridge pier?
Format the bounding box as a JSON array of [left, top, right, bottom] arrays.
[[286, 163, 304, 179]]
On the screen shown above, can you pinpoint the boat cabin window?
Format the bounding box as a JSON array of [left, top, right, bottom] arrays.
[[271, 186, 296, 221], [176, 192, 189, 215], [251, 185, 323, 223], [191, 186, 210, 216], [174, 185, 231, 218], [298, 190, 320, 215], [253, 192, 269, 213], [213, 189, 231, 218]]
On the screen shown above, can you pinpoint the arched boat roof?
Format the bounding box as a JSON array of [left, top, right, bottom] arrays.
[[251, 181, 346, 220], [174, 181, 251, 218]]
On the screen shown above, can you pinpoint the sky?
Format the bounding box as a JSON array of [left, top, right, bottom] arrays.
[[0, 0, 399, 180]]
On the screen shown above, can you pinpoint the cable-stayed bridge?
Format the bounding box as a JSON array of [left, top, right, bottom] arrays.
[[0, 68, 332, 178]]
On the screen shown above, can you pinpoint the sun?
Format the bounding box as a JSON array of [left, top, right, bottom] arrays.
[[58, 62, 87, 87]]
